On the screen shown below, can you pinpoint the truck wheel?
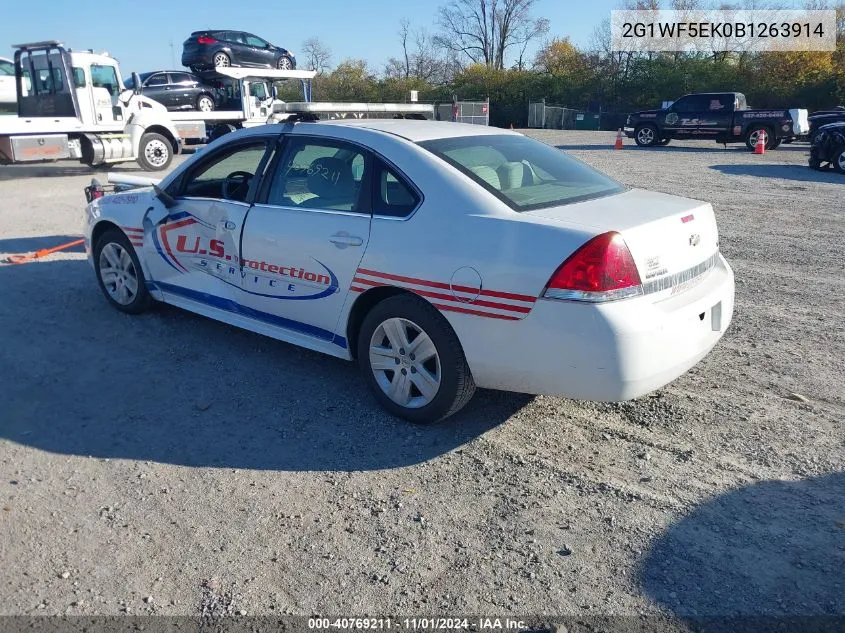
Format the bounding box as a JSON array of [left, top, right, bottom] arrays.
[[137, 133, 173, 171], [745, 126, 775, 151], [196, 94, 215, 112], [634, 125, 659, 147]]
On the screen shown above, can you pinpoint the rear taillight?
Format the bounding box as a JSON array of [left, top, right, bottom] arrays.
[[544, 231, 643, 303], [197, 35, 217, 45]]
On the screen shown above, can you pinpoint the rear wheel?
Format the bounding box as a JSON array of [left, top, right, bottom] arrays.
[[94, 229, 151, 314], [213, 52, 231, 68], [196, 94, 215, 112], [357, 294, 475, 424], [137, 132, 173, 171], [634, 125, 658, 147], [745, 125, 775, 151]]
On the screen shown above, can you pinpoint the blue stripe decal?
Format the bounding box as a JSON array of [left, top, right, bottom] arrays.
[[148, 281, 347, 348], [150, 226, 181, 273]]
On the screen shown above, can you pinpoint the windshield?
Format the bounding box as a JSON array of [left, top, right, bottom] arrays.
[[419, 135, 624, 211]]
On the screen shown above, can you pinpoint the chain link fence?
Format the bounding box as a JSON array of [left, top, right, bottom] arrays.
[[528, 100, 577, 129], [435, 99, 490, 125]]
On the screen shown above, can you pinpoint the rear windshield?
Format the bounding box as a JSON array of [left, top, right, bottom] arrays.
[[419, 134, 624, 211]]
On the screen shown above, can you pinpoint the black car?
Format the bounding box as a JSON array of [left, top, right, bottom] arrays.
[[181, 30, 296, 72], [624, 92, 806, 150], [809, 122, 845, 174], [125, 71, 218, 112], [808, 106, 845, 143]]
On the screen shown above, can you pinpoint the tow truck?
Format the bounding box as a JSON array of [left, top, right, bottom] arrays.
[[0, 40, 435, 173], [0, 41, 187, 171]]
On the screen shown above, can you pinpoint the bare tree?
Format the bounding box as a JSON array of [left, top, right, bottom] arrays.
[[386, 19, 451, 84], [435, 0, 548, 70], [301, 37, 332, 73]]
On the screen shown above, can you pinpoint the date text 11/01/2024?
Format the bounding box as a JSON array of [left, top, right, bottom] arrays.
[[307, 618, 528, 630]]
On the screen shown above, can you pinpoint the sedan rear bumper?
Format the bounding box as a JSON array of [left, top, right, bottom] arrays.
[[453, 254, 735, 401]]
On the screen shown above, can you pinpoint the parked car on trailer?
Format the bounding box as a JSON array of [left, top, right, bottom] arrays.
[[624, 92, 809, 150], [809, 122, 845, 173], [182, 30, 296, 72], [83, 120, 734, 423], [124, 71, 218, 112]]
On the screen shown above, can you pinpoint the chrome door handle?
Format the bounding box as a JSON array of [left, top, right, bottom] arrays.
[[329, 233, 363, 248]]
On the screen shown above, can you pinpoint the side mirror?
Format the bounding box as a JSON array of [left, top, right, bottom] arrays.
[[131, 72, 142, 95], [153, 184, 176, 209]]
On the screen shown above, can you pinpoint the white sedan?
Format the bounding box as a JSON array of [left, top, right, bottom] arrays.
[[83, 120, 734, 423]]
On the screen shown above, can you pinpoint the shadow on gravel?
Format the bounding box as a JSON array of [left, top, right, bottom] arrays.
[[711, 164, 844, 184], [0, 255, 527, 472], [640, 472, 845, 630]]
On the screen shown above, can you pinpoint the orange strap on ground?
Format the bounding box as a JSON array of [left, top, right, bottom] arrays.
[[4, 239, 85, 265]]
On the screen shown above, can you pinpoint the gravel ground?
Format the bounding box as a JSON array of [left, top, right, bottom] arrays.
[[0, 131, 843, 627]]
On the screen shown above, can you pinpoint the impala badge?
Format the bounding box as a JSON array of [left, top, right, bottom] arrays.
[[689, 233, 701, 246]]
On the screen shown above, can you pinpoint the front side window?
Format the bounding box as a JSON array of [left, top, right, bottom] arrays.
[[245, 35, 268, 48], [90, 64, 120, 95], [145, 73, 168, 87], [419, 135, 623, 211], [266, 138, 368, 212], [673, 96, 707, 113], [0, 60, 13, 76], [179, 141, 270, 202]]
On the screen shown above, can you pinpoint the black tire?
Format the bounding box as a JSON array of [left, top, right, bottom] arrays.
[[212, 52, 231, 68], [137, 132, 173, 171], [196, 93, 215, 112], [833, 147, 845, 174], [745, 125, 776, 151], [634, 124, 659, 147], [357, 294, 476, 424], [93, 229, 152, 315], [276, 56, 294, 70], [208, 123, 237, 142]]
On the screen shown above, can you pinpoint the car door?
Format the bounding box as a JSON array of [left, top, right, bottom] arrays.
[[141, 72, 170, 108], [224, 31, 251, 67], [167, 72, 197, 109], [243, 33, 274, 67], [237, 134, 373, 348], [664, 95, 705, 137], [697, 94, 733, 138], [143, 137, 275, 309]]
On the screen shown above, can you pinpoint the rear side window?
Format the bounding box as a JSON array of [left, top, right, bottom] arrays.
[[0, 60, 13, 76], [145, 73, 167, 86], [419, 135, 623, 211], [373, 161, 419, 218], [169, 72, 193, 84], [72, 67, 86, 88]]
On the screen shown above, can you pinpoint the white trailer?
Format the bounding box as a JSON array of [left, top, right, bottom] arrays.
[[0, 41, 188, 171]]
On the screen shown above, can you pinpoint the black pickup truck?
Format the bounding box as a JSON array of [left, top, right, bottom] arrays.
[[624, 92, 809, 150]]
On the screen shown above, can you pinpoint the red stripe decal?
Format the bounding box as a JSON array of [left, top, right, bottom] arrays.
[[122, 226, 143, 233], [356, 267, 536, 303], [350, 285, 367, 293], [352, 277, 530, 313], [432, 303, 519, 321], [159, 218, 196, 273]]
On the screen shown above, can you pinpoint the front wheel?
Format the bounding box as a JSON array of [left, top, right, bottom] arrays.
[[276, 56, 293, 70], [137, 132, 173, 171], [357, 294, 476, 424], [833, 147, 845, 174], [634, 125, 659, 147], [94, 229, 151, 314]]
